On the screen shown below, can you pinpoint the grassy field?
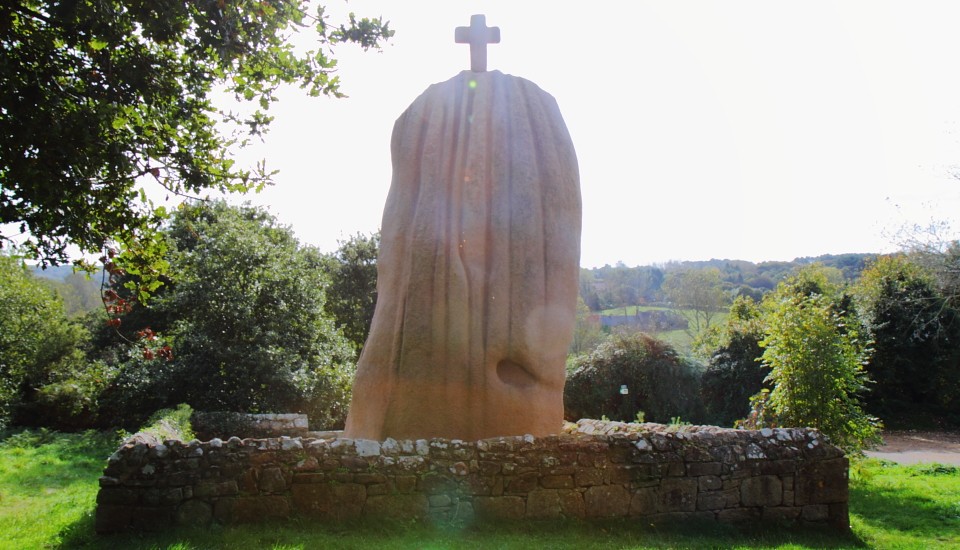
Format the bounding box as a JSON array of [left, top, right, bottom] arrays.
[[598, 305, 729, 354], [2, 429, 959, 549]]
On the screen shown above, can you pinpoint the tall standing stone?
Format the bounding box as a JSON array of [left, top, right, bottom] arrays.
[[344, 19, 581, 441]]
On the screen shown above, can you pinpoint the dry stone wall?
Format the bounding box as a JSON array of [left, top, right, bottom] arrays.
[[95, 420, 849, 533]]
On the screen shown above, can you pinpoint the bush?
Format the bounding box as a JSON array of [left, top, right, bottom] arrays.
[[564, 332, 704, 423], [94, 202, 356, 430], [754, 267, 882, 453], [697, 297, 768, 427], [854, 256, 960, 422], [0, 254, 103, 430]]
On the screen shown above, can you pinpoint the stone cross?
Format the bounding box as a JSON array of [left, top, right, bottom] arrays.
[[455, 14, 500, 72]]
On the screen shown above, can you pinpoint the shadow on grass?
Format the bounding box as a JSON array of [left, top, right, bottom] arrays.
[[850, 465, 960, 541], [57, 515, 866, 550]]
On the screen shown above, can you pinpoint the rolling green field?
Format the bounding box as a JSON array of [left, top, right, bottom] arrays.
[[598, 305, 729, 353], [2, 429, 958, 549]]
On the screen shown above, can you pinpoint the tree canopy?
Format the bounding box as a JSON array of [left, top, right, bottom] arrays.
[[95, 201, 356, 429], [0, 1, 391, 283], [321, 232, 379, 352]]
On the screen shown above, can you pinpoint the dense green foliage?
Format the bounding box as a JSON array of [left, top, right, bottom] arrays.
[[752, 267, 881, 453], [0, 254, 102, 429], [94, 201, 355, 430], [697, 296, 768, 427], [854, 256, 960, 423], [564, 332, 703, 423], [320, 232, 380, 352], [0, 0, 391, 300]]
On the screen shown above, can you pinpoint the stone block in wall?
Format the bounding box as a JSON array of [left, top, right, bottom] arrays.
[[367, 483, 388, 496], [829, 502, 850, 531], [95, 505, 133, 533], [473, 496, 526, 520], [341, 456, 369, 472], [574, 467, 603, 487], [420, 473, 458, 495], [758, 459, 800, 475], [540, 474, 574, 489], [686, 462, 722, 476], [717, 507, 761, 523], [801, 504, 829, 521], [478, 460, 501, 476], [194, 480, 239, 498], [681, 444, 713, 462], [526, 489, 562, 519], [429, 494, 452, 507], [290, 482, 365, 521], [215, 495, 291, 524], [658, 478, 697, 512], [258, 467, 287, 493], [763, 507, 802, 521], [558, 489, 585, 518], [364, 494, 429, 520], [506, 472, 539, 494], [608, 464, 657, 485], [96, 487, 139, 505], [740, 475, 783, 507], [629, 487, 657, 516], [395, 475, 417, 493], [795, 457, 848, 505], [698, 475, 722, 492], [176, 499, 212, 527], [697, 491, 726, 512], [584, 485, 630, 517], [463, 474, 503, 496]]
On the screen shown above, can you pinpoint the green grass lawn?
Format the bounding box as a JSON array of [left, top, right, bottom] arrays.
[[2, 429, 958, 549], [598, 305, 729, 354]]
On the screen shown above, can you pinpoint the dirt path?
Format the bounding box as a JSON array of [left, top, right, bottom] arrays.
[[864, 430, 960, 465]]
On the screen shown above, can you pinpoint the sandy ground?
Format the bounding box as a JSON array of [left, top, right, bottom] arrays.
[[864, 430, 960, 465]]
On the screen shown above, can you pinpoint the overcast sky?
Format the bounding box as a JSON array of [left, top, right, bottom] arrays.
[[225, 0, 960, 268]]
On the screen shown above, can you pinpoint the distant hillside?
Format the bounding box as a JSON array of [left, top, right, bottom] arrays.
[[29, 265, 103, 317], [30, 264, 77, 281], [580, 253, 878, 312]]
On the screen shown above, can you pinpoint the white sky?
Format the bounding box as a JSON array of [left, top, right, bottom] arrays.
[[226, 0, 960, 268]]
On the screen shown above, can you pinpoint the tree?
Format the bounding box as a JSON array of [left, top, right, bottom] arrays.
[[1, 1, 391, 292], [697, 296, 768, 427], [853, 255, 960, 421], [569, 295, 603, 357], [753, 267, 881, 453], [97, 201, 356, 429], [0, 254, 95, 429], [662, 268, 728, 339], [321, 232, 379, 352]]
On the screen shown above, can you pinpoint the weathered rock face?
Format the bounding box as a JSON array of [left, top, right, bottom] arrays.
[[345, 71, 582, 440]]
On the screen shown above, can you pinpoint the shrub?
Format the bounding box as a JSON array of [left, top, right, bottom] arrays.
[[755, 268, 882, 453], [564, 332, 704, 423], [0, 254, 102, 430], [853, 255, 960, 422], [94, 202, 356, 431], [697, 296, 768, 427]]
